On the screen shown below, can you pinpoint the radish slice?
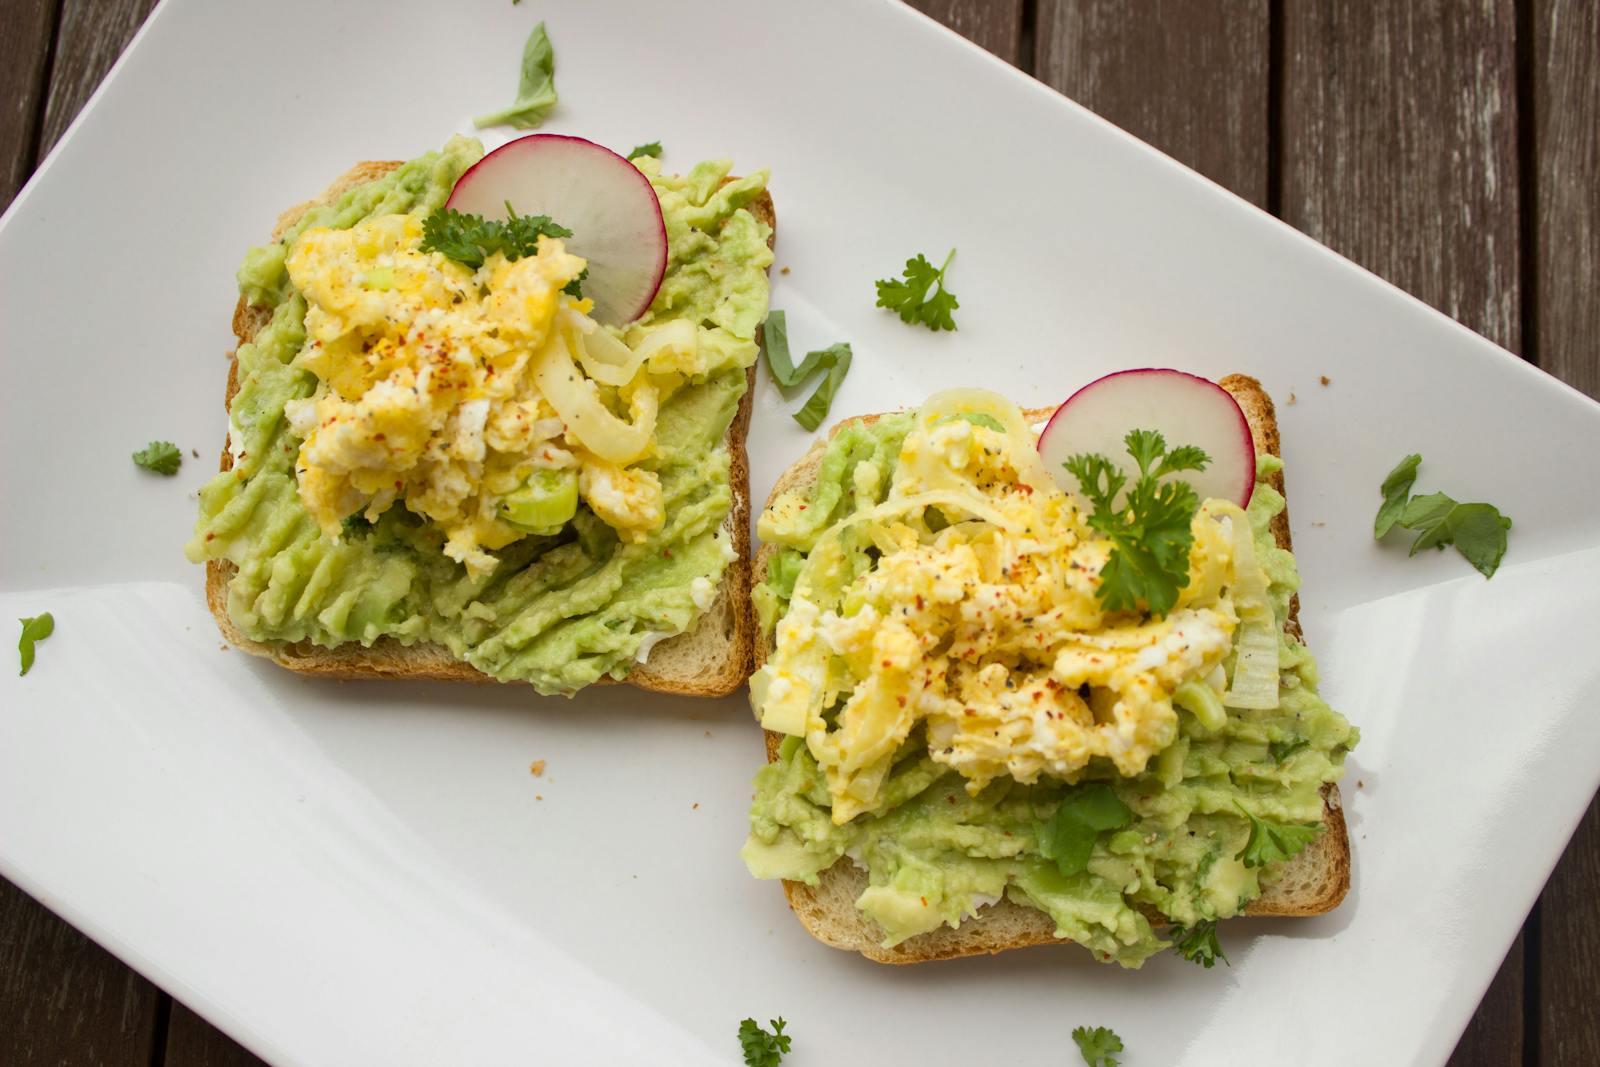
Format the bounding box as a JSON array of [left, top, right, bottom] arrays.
[[1038, 369, 1256, 508], [446, 134, 668, 325]]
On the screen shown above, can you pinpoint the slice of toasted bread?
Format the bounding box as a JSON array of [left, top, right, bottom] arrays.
[[749, 375, 1350, 962], [205, 161, 773, 697]]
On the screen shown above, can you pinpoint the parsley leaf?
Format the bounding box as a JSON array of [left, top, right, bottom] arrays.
[[562, 266, 588, 299], [760, 310, 854, 431], [474, 21, 558, 129], [1035, 783, 1132, 877], [626, 141, 662, 160], [18, 613, 54, 677], [874, 248, 959, 331], [1375, 453, 1421, 537], [1171, 919, 1228, 968], [1071, 1025, 1124, 1066], [420, 205, 572, 271], [1235, 804, 1322, 868], [1373, 455, 1513, 577], [738, 1017, 791, 1067], [132, 440, 182, 476], [1063, 429, 1210, 616]]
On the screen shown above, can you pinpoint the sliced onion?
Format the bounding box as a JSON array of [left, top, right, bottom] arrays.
[[532, 332, 657, 464], [562, 308, 646, 388], [903, 387, 1057, 497], [633, 319, 698, 371], [1224, 619, 1280, 710]]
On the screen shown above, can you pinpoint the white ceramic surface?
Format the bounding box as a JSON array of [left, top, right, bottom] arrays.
[[3, 1, 1599, 1064]]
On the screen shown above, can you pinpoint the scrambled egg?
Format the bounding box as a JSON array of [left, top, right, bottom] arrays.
[[280, 214, 703, 576], [754, 391, 1265, 824]]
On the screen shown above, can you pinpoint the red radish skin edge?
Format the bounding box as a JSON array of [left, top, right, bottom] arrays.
[[1038, 368, 1257, 509], [446, 134, 668, 324]]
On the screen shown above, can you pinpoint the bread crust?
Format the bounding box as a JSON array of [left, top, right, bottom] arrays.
[[204, 161, 773, 697], [749, 376, 1351, 962]]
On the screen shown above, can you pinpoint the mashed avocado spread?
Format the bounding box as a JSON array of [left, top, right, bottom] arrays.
[[187, 137, 771, 694], [743, 412, 1357, 966]]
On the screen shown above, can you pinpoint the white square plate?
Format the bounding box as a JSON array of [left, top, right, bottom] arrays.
[[4, 1, 1599, 1064]]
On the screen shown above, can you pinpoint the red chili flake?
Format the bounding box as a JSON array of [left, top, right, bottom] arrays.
[[663, 549, 673, 558], [882, 660, 892, 669], [920, 896, 928, 907], [897, 697, 907, 707]]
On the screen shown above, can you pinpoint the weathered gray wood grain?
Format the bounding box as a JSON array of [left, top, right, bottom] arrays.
[[1280, 4, 1525, 1064], [1532, 0, 1600, 399], [0, 879, 159, 1066], [1035, 0, 1270, 207], [907, 0, 1024, 64], [37, 0, 160, 157], [1542, 797, 1600, 1065], [0, 0, 59, 209], [164, 1003, 268, 1067]]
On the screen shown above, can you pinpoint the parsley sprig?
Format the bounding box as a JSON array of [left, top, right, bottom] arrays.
[[18, 613, 54, 676], [1071, 1025, 1125, 1066], [420, 204, 572, 271], [738, 1017, 791, 1067], [1374, 453, 1512, 577], [132, 440, 182, 475], [1171, 919, 1228, 968], [875, 248, 959, 331], [1063, 429, 1211, 616], [1235, 803, 1322, 868]]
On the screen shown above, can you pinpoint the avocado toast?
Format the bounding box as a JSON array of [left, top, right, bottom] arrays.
[[191, 139, 774, 697], [743, 377, 1354, 964]]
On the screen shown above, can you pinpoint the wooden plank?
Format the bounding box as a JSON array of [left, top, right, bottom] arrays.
[[1543, 801, 1600, 1065], [35, 0, 159, 158], [0, 878, 159, 1066], [1280, 4, 1525, 1064], [164, 1003, 269, 1067], [1281, 1, 1521, 351], [906, 0, 1024, 64], [0, 0, 59, 210], [1034, 0, 1270, 207], [1532, 0, 1600, 399], [1533, 1, 1600, 1061]]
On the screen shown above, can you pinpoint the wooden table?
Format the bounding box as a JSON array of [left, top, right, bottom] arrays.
[[1, 1, 1595, 1063]]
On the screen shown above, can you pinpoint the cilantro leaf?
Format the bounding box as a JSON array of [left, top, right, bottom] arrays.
[[1071, 1025, 1124, 1066], [132, 440, 182, 476], [1064, 429, 1210, 616], [1268, 737, 1310, 763], [18, 613, 54, 677], [738, 1017, 791, 1067], [760, 311, 854, 431], [874, 248, 959, 331], [474, 21, 558, 129], [1374, 452, 1421, 537], [1374, 455, 1513, 577], [1235, 804, 1322, 868], [1035, 783, 1132, 877], [626, 141, 662, 160], [1171, 919, 1228, 968], [420, 205, 571, 271]]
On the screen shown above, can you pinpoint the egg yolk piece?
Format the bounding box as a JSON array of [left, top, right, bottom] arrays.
[[280, 214, 669, 576]]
